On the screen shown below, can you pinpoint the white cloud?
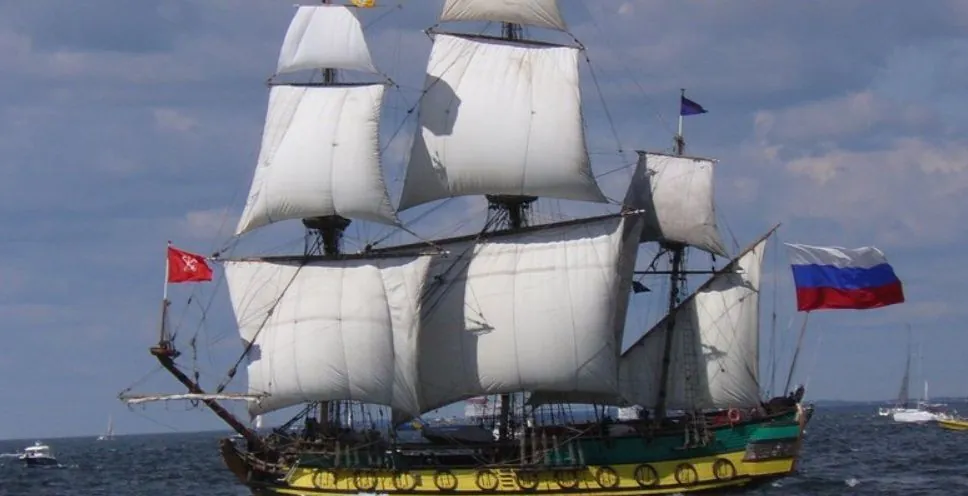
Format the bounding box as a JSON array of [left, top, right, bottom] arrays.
[[153, 108, 198, 133], [768, 137, 968, 246], [176, 207, 237, 241], [753, 91, 936, 143]]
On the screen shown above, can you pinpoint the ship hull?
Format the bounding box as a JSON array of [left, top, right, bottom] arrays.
[[228, 409, 806, 496], [21, 456, 59, 467], [253, 454, 792, 495]]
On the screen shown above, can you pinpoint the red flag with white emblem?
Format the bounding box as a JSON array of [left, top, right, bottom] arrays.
[[167, 246, 213, 283]]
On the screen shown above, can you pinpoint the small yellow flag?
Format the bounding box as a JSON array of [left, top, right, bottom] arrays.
[[351, 0, 375, 7]]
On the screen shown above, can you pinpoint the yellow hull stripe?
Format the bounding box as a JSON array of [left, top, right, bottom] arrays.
[[260, 449, 796, 495]]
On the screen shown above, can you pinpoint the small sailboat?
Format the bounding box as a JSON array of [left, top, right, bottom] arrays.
[[890, 330, 950, 423], [893, 381, 950, 423], [19, 441, 58, 466], [96, 414, 115, 441]]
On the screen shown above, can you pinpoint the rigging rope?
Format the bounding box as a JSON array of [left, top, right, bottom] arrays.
[[118, 365, 165, 397], [579, 2, 676, 138], [575, 44, 624, 157]]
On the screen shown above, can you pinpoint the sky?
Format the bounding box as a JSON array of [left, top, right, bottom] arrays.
[[1, 0, 967, 440]]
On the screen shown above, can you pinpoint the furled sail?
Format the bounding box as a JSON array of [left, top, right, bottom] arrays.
[[618, 234, 768, 410], [398, 32, 606, 211], [224, 256, 429, 416], [406, 214, 642, 412], [236, 6, 395, 235], [226, 214, 643, 417], [276, 5, 379, 75], [118, 393, 266, 405], [624, 151, 727, 257], [438, 0, 568, 31]]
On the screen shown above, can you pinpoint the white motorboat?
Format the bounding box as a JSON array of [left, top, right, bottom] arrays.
[[18, 441, 58, 466]]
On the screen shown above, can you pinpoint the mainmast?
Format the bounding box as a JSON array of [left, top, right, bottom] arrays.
[[486, 21, 536, 231], [488, 21, 534, 442], [397, 0, 609, 440]]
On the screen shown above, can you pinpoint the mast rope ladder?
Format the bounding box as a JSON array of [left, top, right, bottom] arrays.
[[670, 249, 711, 447]]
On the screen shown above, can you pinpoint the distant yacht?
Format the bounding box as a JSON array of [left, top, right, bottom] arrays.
[[893, 382, 950, 424], [880, 325, 948, 423], [887, 327, 951, 424], [96, 414, 115, 441], [19, 441, 58, 466]]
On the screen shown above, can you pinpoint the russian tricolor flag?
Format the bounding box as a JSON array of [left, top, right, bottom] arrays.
[[785, 243, 905, 312]]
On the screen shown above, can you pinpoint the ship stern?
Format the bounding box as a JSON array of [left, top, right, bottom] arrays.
[[739, 403, 809, 483]]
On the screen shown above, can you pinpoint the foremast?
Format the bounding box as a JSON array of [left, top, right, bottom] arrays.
[[147, 0, 395, 450], [302, 0, 351, 442]]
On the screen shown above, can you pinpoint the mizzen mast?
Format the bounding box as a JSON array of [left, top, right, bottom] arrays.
[[654, 89, 690, 422], [651, 89, 717, 447]]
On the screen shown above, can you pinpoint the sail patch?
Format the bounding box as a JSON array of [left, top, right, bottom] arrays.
[[236, 84, 396, 235], [625, 151, 727, 257], [618, 236, 768, 410], [224, 257, 429, 417], [399, 34, 606, 211], [276, 5, 379, 75], [412, 215, 642, 411]]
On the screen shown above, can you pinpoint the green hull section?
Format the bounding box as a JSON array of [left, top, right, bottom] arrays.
[[574, 412, 802, 466]]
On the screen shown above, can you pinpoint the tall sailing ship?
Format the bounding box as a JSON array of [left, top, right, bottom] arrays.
[[122, 1, 813, 494]]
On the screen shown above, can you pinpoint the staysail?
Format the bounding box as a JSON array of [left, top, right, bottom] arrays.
[[618, 233, 768, 410], [236, 5, 396, 235], [529, 230, 770, 410], [398, 2, 606, 211], [225, 214, 644, 417]]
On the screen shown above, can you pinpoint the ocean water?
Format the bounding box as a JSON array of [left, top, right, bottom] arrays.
[[1, 406, 965, 495]]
